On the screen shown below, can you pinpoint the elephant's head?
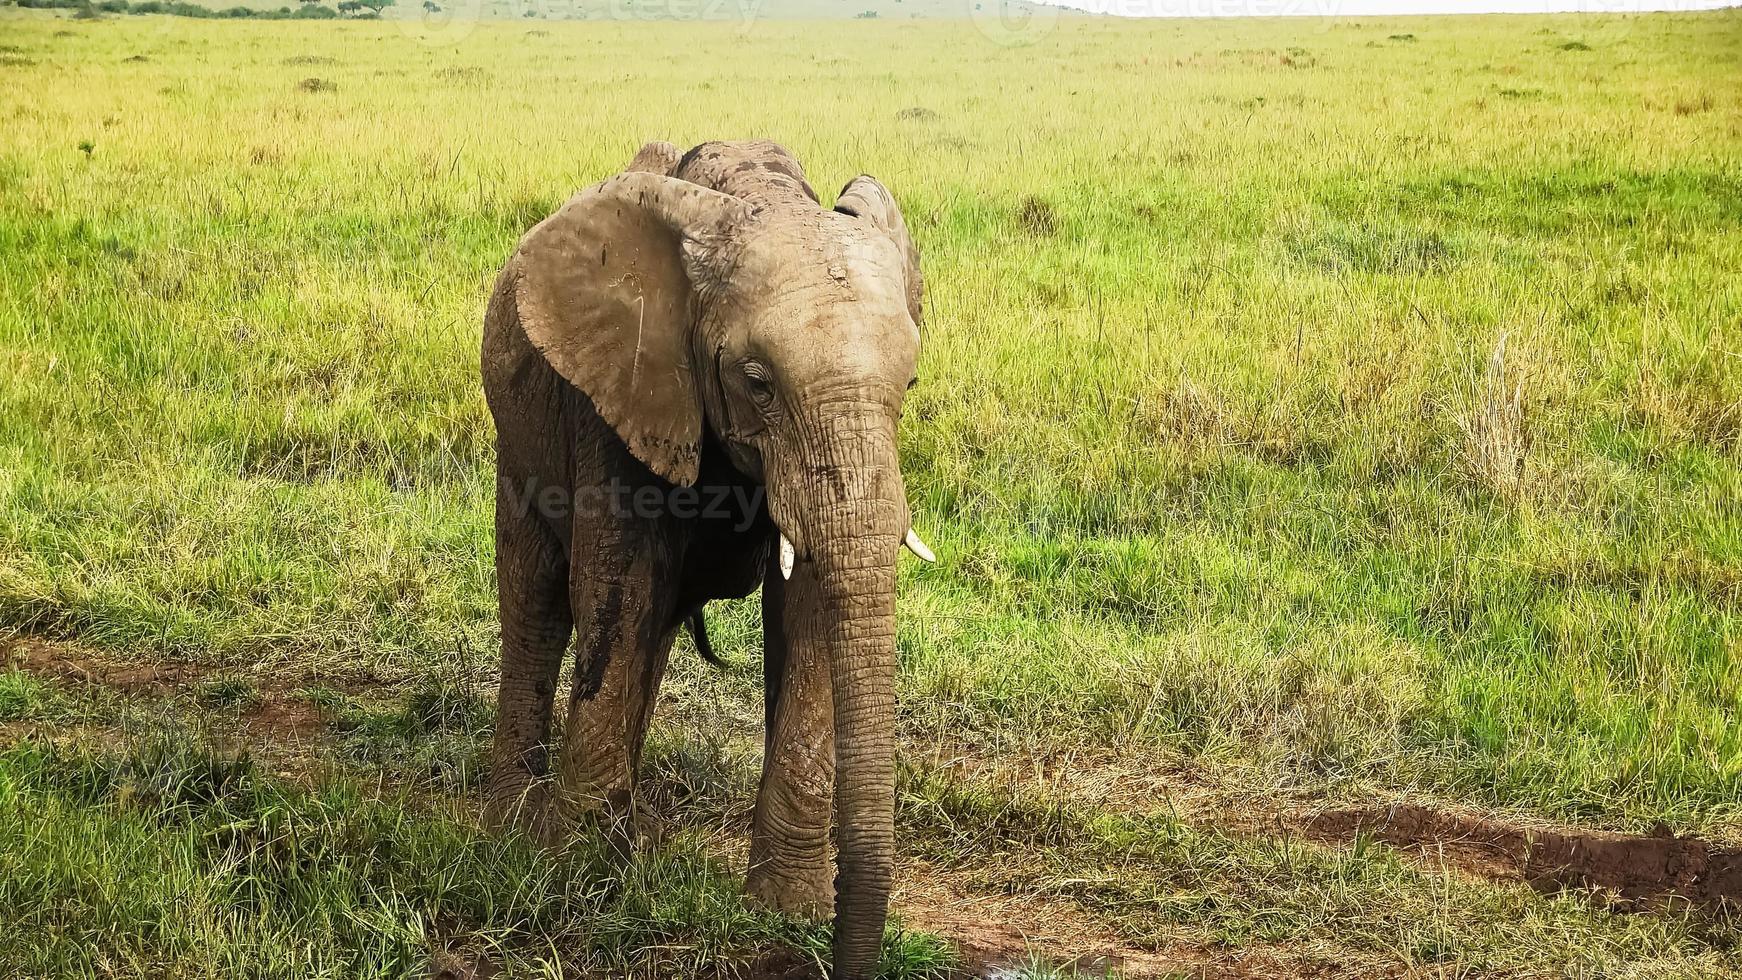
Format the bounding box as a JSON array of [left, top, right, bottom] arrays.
[[508, 141, 926, 978]]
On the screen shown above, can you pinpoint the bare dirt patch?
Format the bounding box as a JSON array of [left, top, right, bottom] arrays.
[[428, 946, 501, 980], [7, 636, 202, 693], [1306, 803, 1742, 914], [915, 737, 1742, 922], [897, 861, 1194, 977], [893, 861, 1380, 979], [243, 695, 327, 740], [3, 636, 328, 740]]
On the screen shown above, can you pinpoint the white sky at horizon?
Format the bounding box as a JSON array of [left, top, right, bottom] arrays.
[[1030, 0, 1736, 17]]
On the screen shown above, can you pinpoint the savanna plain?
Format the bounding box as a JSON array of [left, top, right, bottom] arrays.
[[1, 5, 1740, 977]]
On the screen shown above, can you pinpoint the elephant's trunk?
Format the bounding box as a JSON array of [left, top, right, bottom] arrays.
[[815, 521, 899, 979], [786, 400, 905, 980]]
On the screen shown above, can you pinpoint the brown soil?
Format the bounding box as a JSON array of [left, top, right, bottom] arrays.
[[243, 695, 328, 739], [1304, 803, 1742, 914], [896, 860, 1201, 977], [917, 737, 1742, 918], [428, 947, 502, 980], [3, 636, 328, 739], [8, 635, 204, 694]]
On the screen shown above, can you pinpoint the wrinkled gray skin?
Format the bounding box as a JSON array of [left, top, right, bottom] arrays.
[[481, 140, 923, 980]]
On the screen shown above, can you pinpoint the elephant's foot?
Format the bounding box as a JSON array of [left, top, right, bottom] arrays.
[[553, 784, 651, 856], [744, 852, 834, 920], [746, 735, 835, 919], [484, 772, 554, 840]]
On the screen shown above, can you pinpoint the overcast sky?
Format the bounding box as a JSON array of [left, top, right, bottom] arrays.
[[1033, 0, 1735, 16]]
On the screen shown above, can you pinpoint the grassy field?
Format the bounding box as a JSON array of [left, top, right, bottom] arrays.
[[2, 5, 1741, 977]]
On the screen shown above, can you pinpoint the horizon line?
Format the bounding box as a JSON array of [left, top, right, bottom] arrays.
[[1027, 0, 1739, 18]]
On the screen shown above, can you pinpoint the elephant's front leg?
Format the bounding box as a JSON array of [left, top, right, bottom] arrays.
[[486, 481, 573, 841], [746, 552, 836, 918], [553, 519, 678, 849]]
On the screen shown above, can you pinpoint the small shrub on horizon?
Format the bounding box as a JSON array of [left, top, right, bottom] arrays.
[[1016, 196, 1057, 236]]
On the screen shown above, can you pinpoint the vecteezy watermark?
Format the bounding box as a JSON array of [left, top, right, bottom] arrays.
[[969, 0, 1349, 47], [595, 0, 763, 22], [396, 0, 486, 46], [507, 477, 767, 532], [970, 0, 1060, 47], [1082, 0, 1339, 15]]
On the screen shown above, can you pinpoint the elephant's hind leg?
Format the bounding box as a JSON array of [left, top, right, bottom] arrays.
[[486, 483, 573, 840], [553, 512, 679, 850]]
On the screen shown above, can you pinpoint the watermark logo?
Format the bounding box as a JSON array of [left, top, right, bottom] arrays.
[[1088, 0, 1339, 14], [600, 0, 762, 22], [970, 0, 1059, 46], [507, 477, 767, 532], [397, 0, 486, 46], [970, 0, 1350, 45]]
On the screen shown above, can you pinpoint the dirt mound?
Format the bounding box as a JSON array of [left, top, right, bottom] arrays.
[[1308, 803, 1742, 913]]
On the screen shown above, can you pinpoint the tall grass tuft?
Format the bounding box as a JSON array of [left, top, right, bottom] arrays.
[[1456, 333, 1532, 500]]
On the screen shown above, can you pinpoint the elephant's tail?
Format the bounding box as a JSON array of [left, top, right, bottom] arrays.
[[688, 610, 727, 669]]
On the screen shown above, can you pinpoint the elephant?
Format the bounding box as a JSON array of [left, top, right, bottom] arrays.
[[480, 139, 932, 979]]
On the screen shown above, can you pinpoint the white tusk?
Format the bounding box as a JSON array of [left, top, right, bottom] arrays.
[[778, 534, 795, 580], [902, 528, 936, 563]]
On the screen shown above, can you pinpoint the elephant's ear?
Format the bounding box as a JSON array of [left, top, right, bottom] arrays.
[[513, 171, 750, 486], [834, 175, 924, 326], [625, 140, 681, 175]]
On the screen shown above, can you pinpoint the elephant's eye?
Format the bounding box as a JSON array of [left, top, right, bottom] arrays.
[[743, 361, 776, 408], [907, 376, 919, 390]]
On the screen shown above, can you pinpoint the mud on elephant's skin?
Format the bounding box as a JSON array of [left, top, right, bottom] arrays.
[[480, 139, 935, 979]]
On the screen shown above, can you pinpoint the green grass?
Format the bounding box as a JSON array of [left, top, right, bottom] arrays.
[[327, 674, 492, 786], [195, 674, 262, 709], [2, 9, 1735, 830], [0, 6, 1740, 974], [0, 734, 955, 978], [0, 669, 67, 721]]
